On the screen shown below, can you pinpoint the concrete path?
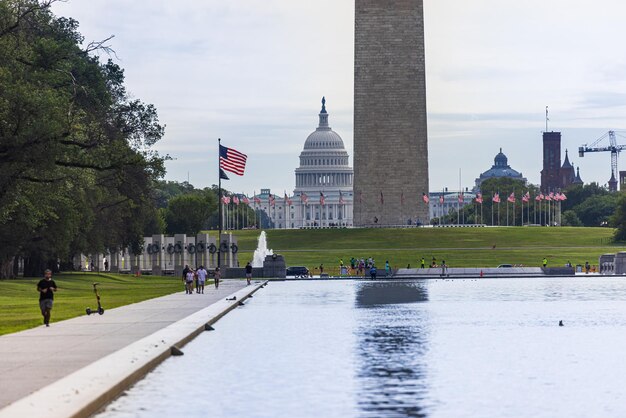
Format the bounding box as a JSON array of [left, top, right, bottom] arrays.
[[0, 279, 248, 409]]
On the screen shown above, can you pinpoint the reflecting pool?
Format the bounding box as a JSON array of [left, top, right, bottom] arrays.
[[97, 278, 626, 418]]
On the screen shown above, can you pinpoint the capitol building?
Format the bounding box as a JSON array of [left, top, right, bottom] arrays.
[[256, 98, 354, 228]]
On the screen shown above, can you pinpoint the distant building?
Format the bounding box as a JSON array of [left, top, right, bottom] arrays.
[[474, 148, 527, 190], [428, 190, 474, 221], [541, 131, 584, 192], [255, 98, 354, 228]]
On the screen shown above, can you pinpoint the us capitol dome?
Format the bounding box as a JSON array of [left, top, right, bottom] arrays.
[[257, 97, 353, 228]]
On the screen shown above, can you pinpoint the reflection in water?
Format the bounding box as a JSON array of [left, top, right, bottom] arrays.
[[355, 281, 429, 417]]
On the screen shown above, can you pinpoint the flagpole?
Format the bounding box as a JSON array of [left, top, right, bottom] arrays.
[[218, 138, 222, 268], [491, 191, 494, 226]]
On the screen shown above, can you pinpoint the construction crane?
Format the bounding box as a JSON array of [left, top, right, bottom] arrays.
[[579, 130, 626, 191]]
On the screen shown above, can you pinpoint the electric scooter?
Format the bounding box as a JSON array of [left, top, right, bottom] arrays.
[[86, 282, 105, 315]]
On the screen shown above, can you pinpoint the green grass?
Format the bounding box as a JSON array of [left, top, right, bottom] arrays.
[[225, 227, 621, 273], [0, 273, 185, 336], [2, 227, 619, 335]]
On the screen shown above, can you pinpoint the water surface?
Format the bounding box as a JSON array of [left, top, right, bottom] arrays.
[[97, 278, 626, 417]]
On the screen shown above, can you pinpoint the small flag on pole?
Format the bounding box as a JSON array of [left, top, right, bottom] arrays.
[[458, 193, 464, 204], [339, 191, 345, 205], [269, 194, 275, 206], [221, 196, 231, 205], [475, 192, 483, 204], [242, 196, 250, 205], [507, 192, 515, 203], [522, 192, 530, 203], [320, 192, 325, 206], [219, 145, 247, 176], [253, 195, 261, 205], [233, 196, 240, 205], [219, 168, 230, 180], [439, 195, 444, 204], [493, 193, 500, 203], [422, 193, 430, 204], [300, 193, 309, 204]]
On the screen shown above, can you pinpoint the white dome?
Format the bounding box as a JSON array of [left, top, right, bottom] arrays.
[[294, 98, 353, 191]]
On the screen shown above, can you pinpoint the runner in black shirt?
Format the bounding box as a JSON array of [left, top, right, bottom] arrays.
[[37, 269, 57, 327]]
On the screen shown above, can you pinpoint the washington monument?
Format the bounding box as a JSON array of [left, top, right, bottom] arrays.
[[353, 0, 430, 226]]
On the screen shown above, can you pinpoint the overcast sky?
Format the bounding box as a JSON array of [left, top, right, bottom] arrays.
[[52, 0, 626, 195]]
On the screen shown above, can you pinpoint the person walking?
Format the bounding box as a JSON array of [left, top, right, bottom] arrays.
[[420, 257, 425, 269], [319, 264, 324, 274], [245, 261, 253, 285], [385, 260, 391, 276], [214, 267, 221, 289], [182, 264, 190, 293], [542, 257, 548, 268], [185, 267, 195, 295], [37, 269, 57, 327], [370, 264, 377, 279], [196, 266, 207, 293]]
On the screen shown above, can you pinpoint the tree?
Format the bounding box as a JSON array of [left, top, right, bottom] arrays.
[[561, 210, 583, 227], [612, 192, 626, 241], [572, 194, 617, 227], [0, 1, 166, 277], [165, 192, 217, 235]]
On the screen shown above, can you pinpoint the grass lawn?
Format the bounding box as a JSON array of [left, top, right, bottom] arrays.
[[0, 273, 185, 336], [216, 227, 621, 274], [2, 227, 619, 335]]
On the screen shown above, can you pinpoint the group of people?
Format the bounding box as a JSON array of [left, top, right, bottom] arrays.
[[182, 265, 213, 294], [182, 261, 254, 294], [418, 257, 446, 269], [345, 257, 377, 275]]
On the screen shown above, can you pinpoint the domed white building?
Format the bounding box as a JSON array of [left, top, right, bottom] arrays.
[[256, 98, 354, 228]]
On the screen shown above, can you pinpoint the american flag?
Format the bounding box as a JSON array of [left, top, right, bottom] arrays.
[[269, 194, 275, 206], [539, 193, 545, 200], [339, 191, 345, 205], [545, 193, 552, 201], [221, 196, 231, 204], [439, 195, 444, 204], [300, 193, 309, 204], [242, 196, 250, 205], [253, 195, 261, 205], [535, 194, 541, 202], [492, 193, 500, 203], [458, 193, 464, 203], [560, 192, 567, 200], [284, 192, 292, 206], [522, 192, 530, 203], [422, 193, 430, 204], [320, 192, 325, 206], [507, 192, 515, 203], [475, 192, 483, 204], [232, 195, 240, 205], [219, 145, 247, 176]]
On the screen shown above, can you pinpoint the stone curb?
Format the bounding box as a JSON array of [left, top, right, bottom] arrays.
[[0, 281, 267, 418]]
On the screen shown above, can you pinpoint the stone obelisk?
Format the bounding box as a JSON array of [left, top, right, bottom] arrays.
[[353, 0, 430, 226]]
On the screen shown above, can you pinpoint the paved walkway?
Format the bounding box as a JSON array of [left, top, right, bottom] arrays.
[[0, 279, 247, 408]]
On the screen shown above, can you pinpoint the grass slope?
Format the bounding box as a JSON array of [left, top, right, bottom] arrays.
[[0, 273, 184, 335], [222, 227, 619, 272]]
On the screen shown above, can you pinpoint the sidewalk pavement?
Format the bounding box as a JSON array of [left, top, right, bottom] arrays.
[[0, 279, 247, 409]]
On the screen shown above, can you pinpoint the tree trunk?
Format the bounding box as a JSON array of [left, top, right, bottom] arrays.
[[0, 256, 16, 279]]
